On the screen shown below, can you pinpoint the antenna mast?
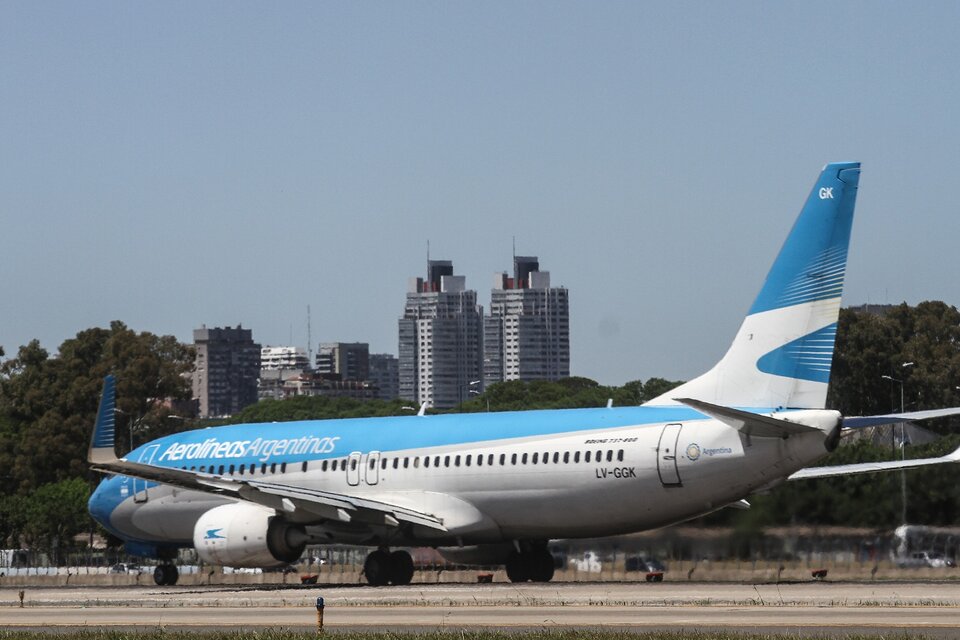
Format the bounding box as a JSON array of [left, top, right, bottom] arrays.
[[307, 305, 313, 367]]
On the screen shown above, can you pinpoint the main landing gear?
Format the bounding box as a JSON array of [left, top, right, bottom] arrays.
[[505, 542, 555, 583], [153, 563, 179, 586], [362, 548, 415, 586]]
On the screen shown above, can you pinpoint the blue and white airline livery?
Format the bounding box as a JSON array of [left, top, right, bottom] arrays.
[[89, 162, 960, 586]]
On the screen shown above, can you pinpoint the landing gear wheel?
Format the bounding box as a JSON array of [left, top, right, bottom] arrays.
[[529, 548, 555, 583], [506, 551, 529, 583], [153, 563, 179, 586], [363, 549, 392, 586], [390, 550, 415, 586]]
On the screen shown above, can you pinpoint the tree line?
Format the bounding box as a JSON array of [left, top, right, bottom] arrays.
[[2, 303, 960, 556]]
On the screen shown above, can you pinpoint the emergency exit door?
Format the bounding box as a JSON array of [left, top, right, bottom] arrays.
[[657, 423, 683, 486]]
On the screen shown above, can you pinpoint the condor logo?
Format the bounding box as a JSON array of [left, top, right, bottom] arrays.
[[204, 528, 226, 540]]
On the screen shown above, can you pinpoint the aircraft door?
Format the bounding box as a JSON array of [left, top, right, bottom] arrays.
[[133, 444, 161, 503], [346, 451, 362, 486], [657, 423, 683, 486], [365, 451, 381, 486]]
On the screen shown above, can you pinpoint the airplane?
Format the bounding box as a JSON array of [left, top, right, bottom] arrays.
[[88, 161, 960, 587]]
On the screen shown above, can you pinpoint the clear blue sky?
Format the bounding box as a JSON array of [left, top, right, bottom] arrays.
[[3, 2, 959, 385]]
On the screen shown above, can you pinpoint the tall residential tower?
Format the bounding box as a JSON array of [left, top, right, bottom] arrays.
[[399, 260, 483, 409], [484, 256, 569, 387]]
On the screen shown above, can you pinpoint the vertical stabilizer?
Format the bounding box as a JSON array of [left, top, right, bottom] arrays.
[[646, 162, 861, 409]]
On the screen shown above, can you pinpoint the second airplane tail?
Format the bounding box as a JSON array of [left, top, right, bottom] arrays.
[[646, 162, 861, 410]]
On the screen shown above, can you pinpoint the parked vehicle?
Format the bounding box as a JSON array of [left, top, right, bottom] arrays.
[[896, 551, 957, 568]]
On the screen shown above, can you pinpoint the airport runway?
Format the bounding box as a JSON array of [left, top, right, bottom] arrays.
[[3, 582, 960, 637]]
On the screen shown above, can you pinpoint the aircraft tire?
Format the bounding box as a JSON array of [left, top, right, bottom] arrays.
[[390, 550, 415, 586], [363, 550, 392, 586], [505, 551, 529, 583], [529, 549, 555, 583], [154, 563, 179, 586]]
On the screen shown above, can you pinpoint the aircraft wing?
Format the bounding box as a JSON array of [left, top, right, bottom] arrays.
[[88, 377, 446, 532], [843, 407, 960, 429], [789, 445, 960, 480]]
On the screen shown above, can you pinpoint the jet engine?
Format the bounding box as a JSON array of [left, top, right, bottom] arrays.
[[193, 503, 307, 568]]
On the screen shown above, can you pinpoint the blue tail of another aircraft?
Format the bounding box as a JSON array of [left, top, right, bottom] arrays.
[[646, 162, 861, 410]]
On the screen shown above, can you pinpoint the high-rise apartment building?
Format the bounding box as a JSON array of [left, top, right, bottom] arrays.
[[484, 256, 569, 387], [399, 260, 483, 409], [192, 325, 261, 417], [260, 346, 310, 371], [316, 342, 369, 381], [369, 353, 400, 400]]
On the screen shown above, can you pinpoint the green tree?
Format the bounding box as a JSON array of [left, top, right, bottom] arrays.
[[0, 322, 194, 494]]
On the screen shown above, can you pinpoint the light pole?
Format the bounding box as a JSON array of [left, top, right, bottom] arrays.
[[881, 361, 914, 524], [468, 380, 489, 412]]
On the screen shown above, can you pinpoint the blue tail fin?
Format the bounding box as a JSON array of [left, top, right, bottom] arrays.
[[646, 162, 861, 409]]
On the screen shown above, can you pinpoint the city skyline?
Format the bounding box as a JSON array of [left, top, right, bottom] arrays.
[[4, 3, 960, 385]]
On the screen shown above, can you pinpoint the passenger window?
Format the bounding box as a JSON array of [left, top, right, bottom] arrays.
[[563, 452, 569, 463], [606, 450, 613, 462], [414, 457, 420, 468], [455, 455, 461, 467], [574, 452, 580, 463], [199, 465, 206, 472], [281, 463, 287, 473], [229, 464, 235, 474], [393, 458, 399, 469], [597, 449, 602, 461], [270, 463, 277, 474], [477, 455, 483, 467], [331, 460, 337, 472], [262, 464, 268, 474], [499, 454, 506, 465], [218, 465, 224, 475], [585, 451, 591, 463], [369, 458, 376, 469], [444, 456, 450, 467], [434, 456, 441, 467], [466, 454, 472, 466], [350, 459, 357, 471], [618, 449, 624, 461], [321, 460, 328, 472], [424, 456, 431, 468], [543, 452, 549, 464], [532, 452, 538, 464], [511, 453, 517, 465], [553, 452, 559, 464], [381, 458, 387, 470], [403, 457, 410, 469], [488, 454, 495, 466], [301, 461, 307, 472]]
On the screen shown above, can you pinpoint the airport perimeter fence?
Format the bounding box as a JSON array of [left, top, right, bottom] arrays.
[[3, 527, 959, 585]]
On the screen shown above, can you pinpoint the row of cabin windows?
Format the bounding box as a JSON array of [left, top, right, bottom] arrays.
[[182, 448, 625, 477], [320, 448, 625, 472], [180, 462, 291, 476]]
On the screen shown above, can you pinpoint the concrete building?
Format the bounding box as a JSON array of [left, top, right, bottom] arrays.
[[192, 325, 261, 418], [259, 370, 378, 401], [260, 346, 310, 371], [369, 353, 400, 400], [316, 342, 369, 381], [399, 260, 483, 409], [484, 256, 570, 387]]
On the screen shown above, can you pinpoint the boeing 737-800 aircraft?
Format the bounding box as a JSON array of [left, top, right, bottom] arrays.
[[88, 162, 960, 586]]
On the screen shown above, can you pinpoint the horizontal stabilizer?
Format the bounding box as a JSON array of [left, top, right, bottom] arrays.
[[676, 398, 821, 438], [789, 445, 960, 480], [843, 407, 960, 429]]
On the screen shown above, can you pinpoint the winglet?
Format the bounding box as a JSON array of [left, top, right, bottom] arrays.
[[88, 375, 120, 465]]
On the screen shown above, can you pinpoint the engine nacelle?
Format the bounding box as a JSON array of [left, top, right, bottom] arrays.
[[193, 503, 306, 568]]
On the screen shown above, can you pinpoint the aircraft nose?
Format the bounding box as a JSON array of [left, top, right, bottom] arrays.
[[88, 476, 126, 534]]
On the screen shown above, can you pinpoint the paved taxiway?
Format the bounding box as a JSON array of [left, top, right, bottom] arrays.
[[4, 582, 960, 637]]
